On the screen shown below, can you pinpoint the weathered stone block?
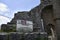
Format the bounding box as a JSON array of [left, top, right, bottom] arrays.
[[0, 33, 8, 40]]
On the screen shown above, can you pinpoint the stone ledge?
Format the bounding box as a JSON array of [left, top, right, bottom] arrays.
[[54, 18, 60, 21]]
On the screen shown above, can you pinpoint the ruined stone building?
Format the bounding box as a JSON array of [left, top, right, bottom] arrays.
[[1, 0, 60, 40]]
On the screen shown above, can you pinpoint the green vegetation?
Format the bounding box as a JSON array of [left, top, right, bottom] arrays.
[[0, 24, 16, 32], [36, 37, 41, 40], [36, 36, 48, 40], [8, 24, 16, 32], [0, 30, 3, 32]]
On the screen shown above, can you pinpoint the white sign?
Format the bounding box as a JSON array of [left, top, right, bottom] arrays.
[[16, 20, 33, 32]]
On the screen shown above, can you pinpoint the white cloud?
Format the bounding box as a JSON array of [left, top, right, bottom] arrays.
[[0, 3, 11, 17], [0, 3, 9, 12], [0, 16, 11, 25], [0, 3, 11, 25], [0, 16, 11, 29]]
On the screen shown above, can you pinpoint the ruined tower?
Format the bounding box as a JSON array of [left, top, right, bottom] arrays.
[[40, 0, 60, 40]]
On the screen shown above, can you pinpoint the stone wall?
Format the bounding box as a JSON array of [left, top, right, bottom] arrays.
[[0, 32, 47, 40], [1, 24, 8, 32], [0, 33, 8, 40], [53, 0, 60, 40], [10, 11, 31, 24], [1, 0, 60, 40], [1, 11, 32, 32]]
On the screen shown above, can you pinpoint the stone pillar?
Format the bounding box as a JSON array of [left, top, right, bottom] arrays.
[[53, 0, 60, 40]]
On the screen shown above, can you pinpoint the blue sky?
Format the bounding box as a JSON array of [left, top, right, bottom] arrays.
[[0, 0, 40, 25], [0, 0, 40, 11]]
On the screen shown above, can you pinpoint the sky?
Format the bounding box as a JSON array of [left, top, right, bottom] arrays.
[[0, 0, 40, 26]]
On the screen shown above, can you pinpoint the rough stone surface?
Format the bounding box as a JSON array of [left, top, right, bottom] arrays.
[[1, 0, 60, 40], [0, 33, 8, 40], [0, 32, 47, 40]]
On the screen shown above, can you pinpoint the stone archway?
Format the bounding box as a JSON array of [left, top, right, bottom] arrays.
[[46, 24, 56, 40], [41, 5, 56, 40], [41, 5, 54, 25]]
